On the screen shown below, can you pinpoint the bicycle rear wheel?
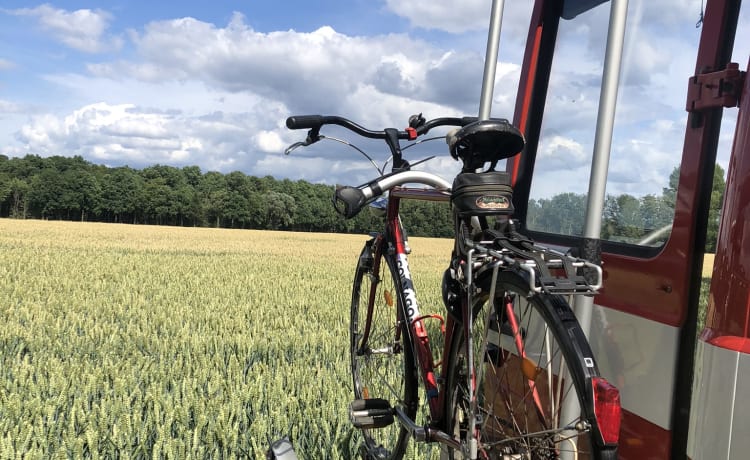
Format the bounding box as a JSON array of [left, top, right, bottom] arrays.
[[350, 240, 417, 459], [444, 269, 619, 460]]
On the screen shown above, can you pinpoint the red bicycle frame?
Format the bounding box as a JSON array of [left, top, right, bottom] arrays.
[[363, 186, 456, 424], [361, 184, 559, 449]]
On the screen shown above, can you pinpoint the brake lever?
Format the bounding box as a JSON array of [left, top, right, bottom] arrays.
[[284, 141, 306, 155], [284, 128, 322, 155]]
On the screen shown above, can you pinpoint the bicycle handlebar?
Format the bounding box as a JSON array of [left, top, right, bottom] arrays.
[[286, 114, 480, 140], [333, 171, 451, 218], [285, 113, 476, 218]]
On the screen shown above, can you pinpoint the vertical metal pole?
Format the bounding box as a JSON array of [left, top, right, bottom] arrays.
[[561, 2, 628, 459], [576, 0, 629, 336], [464, 5, 506, 458], [478, 0, 506, 121]]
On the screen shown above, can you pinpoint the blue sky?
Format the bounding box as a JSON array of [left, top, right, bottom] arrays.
[[0, 1, 748, 198]]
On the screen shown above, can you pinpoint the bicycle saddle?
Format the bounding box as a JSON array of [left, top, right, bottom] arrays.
[[447, 119, 525, 170]]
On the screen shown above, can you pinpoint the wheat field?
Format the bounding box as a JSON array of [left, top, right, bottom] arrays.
[[0, 219, 452, 459], [1, 219, 716, 459]]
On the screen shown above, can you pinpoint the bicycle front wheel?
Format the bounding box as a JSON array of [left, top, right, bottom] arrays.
[[350, 241, 417, 460], [444, 269, 618, 460]]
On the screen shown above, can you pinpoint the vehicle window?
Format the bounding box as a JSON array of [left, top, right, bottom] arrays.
[[526, 0, 702, 248]]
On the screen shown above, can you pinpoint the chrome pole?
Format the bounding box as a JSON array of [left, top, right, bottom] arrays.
[[562, 2, 628, 459], [478, 0, 506, 121], [576, 0, 629, 336]]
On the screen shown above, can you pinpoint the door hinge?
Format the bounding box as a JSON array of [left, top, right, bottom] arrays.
[[686, 63, 746, 112]]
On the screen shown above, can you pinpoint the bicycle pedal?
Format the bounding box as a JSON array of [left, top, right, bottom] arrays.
[[358, 444, 389, 460], [349, 399, 394, 429]]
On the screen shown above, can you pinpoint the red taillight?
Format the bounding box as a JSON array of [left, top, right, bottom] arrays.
[[592, 377, 621, 445]]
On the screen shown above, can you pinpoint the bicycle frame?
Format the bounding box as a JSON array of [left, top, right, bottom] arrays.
[[360, 186, 469, 440], [385, 188, 448, 419]]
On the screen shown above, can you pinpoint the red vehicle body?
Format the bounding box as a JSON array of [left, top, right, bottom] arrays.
[[507, 0, 748, 458]]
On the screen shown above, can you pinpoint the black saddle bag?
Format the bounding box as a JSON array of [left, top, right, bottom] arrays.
[[451, 171, 514, 217]]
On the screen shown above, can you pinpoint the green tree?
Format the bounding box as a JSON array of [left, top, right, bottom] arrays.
[[65, 168, 102, 221], [140, 165, 195, 225], [142, 178, 172, 225], [7, 178, 29, 218], [28, 169, 65, 219], [0, 173, 10, 215], [265, 191, 296, 229], [222, 171, 254, 228], [101, 167, 144, 224], [706, 163, 726, 253], [616, 194, 643, 239], [199, 172, 228, 228], [662, 166, 680, 209], [313, 184, 343, 232], [182, 166, 202, 188], [640, 194, 673, 233], [601, 195, 620, 240], [662, 163, 725, 252], [528, 193, 587, 236]]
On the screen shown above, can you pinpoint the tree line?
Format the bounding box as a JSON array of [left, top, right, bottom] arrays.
[[0, 154, 453, 237], [527, 164, 725, 252], [0, 154, 724, 251]]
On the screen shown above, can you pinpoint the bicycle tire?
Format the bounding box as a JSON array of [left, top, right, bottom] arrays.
[[443, 268, 618, 460], [350, 241, 418, 460]]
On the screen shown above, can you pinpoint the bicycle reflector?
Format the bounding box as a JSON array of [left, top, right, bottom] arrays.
[[592, 377, 621, 445]]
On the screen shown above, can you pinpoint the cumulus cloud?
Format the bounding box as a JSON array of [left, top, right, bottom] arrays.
[[83, 12, 521, 128], [383, 0, 533, 37], [90, 16, 472, 115], [1, 5, 533, 185], [384, 0, 491, 34], [4, 0, 742, 201], [13, 102, 253, 171], [7, 4, 121, 53], [535, 135, 589, 173], [253, 130, 285, 153]]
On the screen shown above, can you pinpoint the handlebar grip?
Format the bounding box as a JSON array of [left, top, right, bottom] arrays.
[[333, 186, 367, 219], [286, 115, 324, 130]]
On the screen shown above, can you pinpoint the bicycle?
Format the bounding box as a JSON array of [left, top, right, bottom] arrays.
[[285, 113, 621, 460]]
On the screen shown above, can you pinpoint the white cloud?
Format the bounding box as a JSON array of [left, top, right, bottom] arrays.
[[383, 0, 533, 37], [13, 102, 247, 170], [384, 0, 490, 34], [2, 8, 536, 184], [254, 131, 285, 153], [8, 4, 121, 53], [535, 135, 588, 174], [84, 11, 526, 118]]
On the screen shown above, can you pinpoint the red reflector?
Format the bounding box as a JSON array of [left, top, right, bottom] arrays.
[[592, 377, 621, 445]]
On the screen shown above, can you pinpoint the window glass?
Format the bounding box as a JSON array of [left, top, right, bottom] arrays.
[[526, 0, 703, 247]]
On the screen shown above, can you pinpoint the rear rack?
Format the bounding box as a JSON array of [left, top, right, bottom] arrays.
[[466, 235, 602, 296]]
